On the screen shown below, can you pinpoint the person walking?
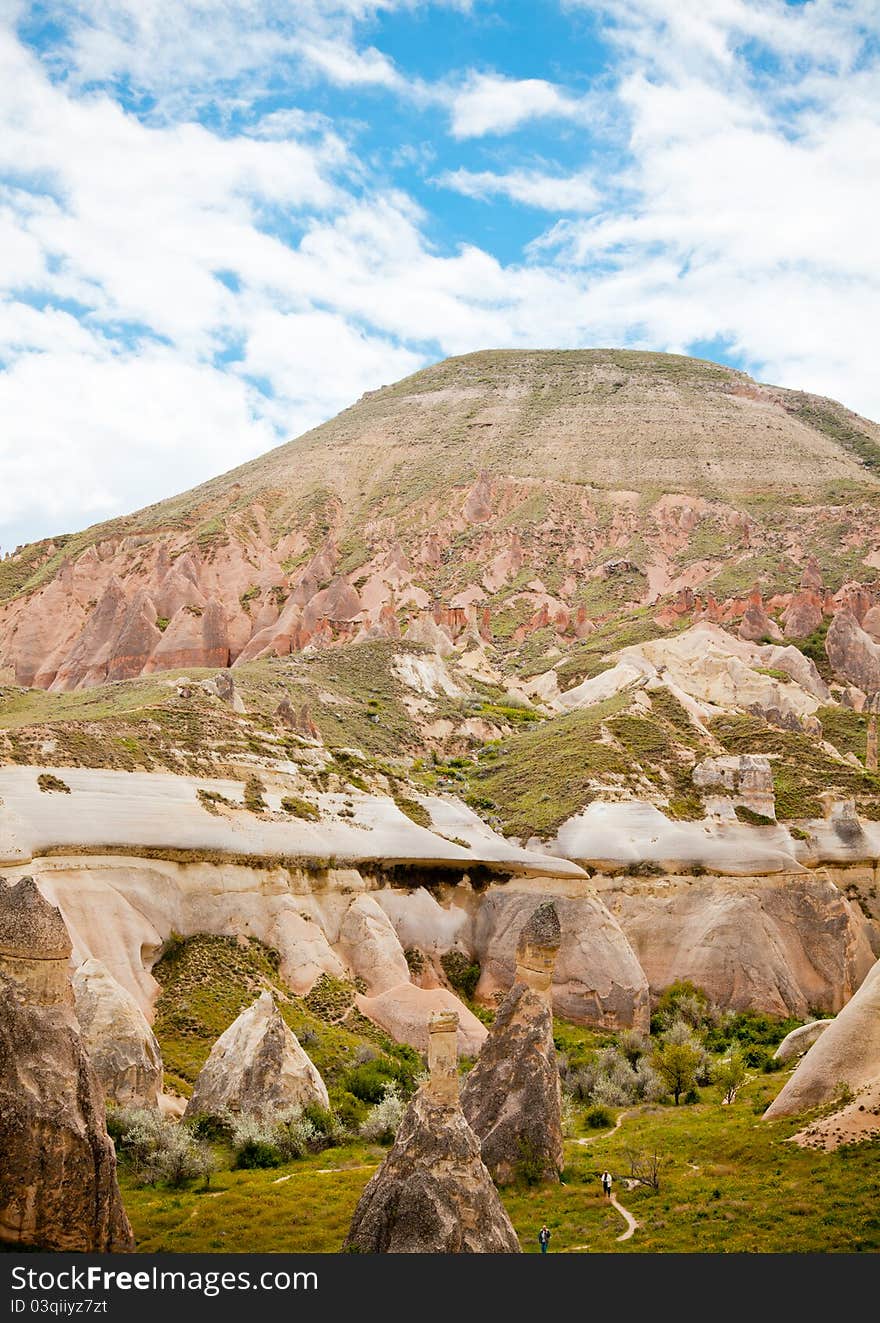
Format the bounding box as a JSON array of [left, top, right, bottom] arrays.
[[601, 1170, 613, 1199], [538, 1224, 551, 1254]]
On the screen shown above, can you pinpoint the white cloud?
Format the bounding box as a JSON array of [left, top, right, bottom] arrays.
[[439, 166, 600, 212], [446, 72, 595, 138], [0, 349, 278, 546], [2, 0, 880, 553]]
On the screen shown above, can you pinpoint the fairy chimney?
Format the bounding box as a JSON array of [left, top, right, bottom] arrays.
[[0, 877, 134, 1251], [514, 900, 562, 999], [427, 1009, 460, 1106], [461, 902, 565, 1185]]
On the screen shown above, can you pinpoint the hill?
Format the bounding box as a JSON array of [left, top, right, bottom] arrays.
[[2, 349, 880, 694]]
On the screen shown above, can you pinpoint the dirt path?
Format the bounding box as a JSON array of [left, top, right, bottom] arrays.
[[272, 1164, 377, 1185], [573, 1109, 630, 1145], [610, 1194, 638, 1241], [566, 1110, 640, 1245]]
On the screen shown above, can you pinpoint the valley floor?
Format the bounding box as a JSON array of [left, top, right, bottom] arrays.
[[121, 1072, 880, 1254]]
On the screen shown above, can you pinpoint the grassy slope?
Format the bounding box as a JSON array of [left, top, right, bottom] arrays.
[[120, 1070, 880, 1254], [152, 934, 416, 1106]]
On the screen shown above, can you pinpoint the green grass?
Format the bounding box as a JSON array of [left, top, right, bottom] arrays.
[[789, 399, 880, 474], [710, 713, 880, 819], [120, 1070, 880, 1253], [464, 685, 708, 838], [465, 694, 631, 837], [151, 934, 415, 1104]]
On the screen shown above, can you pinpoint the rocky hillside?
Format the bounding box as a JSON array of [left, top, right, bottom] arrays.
[[2, 350, 880, 694], [2, 349, 880, 1032]]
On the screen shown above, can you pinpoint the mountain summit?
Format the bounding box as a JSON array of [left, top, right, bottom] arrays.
[[1, 349, 879, 692]]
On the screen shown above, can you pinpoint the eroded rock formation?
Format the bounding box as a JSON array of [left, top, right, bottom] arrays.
[[184, 989, 328, 1119], [773, 1018, 831, 1063], [473, 887, 650, 1030], [764, 957, 880, 1119], [606, 871, 874, 1018], [344, 1011, 521, 1253], [0, 877, 134, 1252], [461, 902, 564, 1185], [72, 957, 163, 1107]]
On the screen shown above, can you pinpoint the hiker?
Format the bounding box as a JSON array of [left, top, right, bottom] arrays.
[[601, 1170, 613, 1199], [538, 1224, 551, 1254]]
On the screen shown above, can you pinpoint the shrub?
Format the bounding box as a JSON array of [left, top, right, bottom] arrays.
[[359, 1083, 405, 1143], [652, 1040, 702, 1105], [440, 950, 481, 1001], [281, 795, 319, 821], [585, 1105, 614, 1129], [404, 947, 425, 975], [110, 1107, 215, 1188], [37, 773, 70, 794], [185, 1112, 234, 1143], [230, 1108, 323, 1167], [619, 1028, 649, 1068], [560, 1094, 579, 1138], [712, 1048, 747, 1103], [243, 775, 267, 812], [513, 1136, 549, 1186], [652, 980, 713, 1035]]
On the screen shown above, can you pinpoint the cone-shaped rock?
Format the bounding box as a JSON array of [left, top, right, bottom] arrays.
[[344, 1011, 521, 1253], [764, 959, 880, 1118], [461, 902, 564, 1186], [184, 990, 328, 1119], [0, 877, 134, 1251], [73, 958, 163, 1108], [772, 1018, 831, 1064]]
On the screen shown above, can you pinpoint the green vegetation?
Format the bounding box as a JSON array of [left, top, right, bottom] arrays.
[[465, 694, 631, 837], [439, 950, 481, 1001], [734, 806, 775, 827], [197, 788, 235, 815], [281, 795, 319, 821], [150, 934, 420, 1113], [710, 712, 880, 819], [818, 705, 868, 763], [391, 794, 431, 828], [463, 685, 707, 838], [789, 398, 880, 474], [708, 552, 800, 600], [243, 775, 267, 813], [37, 772, 70, 793], [121, 1010, 880, 1253], [799, 620, 833, 683]]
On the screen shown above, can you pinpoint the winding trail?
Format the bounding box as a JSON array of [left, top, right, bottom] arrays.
[[610, 1194, 638, 1241], [573, 1108, 630, 1145], [565, 1109, 641, 1245]]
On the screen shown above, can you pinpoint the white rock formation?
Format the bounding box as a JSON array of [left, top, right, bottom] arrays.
[[764, 958, 880, 1118], [773, 1019, 832, 1063], [73, 958, 163, 1107], [472, 884, 650, 1030], [336, 894, 411, 994], [184, 990, 328, 1118], [605, 872, 874, 1018], [356, 984, 487, 1057]]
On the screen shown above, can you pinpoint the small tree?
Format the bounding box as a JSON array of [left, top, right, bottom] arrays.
[[625, 1149, 664, 1192], [653, 1040, 701, 1105], [712, 1048, 747, 1104]]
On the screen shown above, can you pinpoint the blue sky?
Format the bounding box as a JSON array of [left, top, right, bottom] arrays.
[[1, 0, 879, 551]]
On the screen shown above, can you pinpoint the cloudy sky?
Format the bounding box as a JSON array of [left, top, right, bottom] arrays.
[[1, 0, 879, 552]]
